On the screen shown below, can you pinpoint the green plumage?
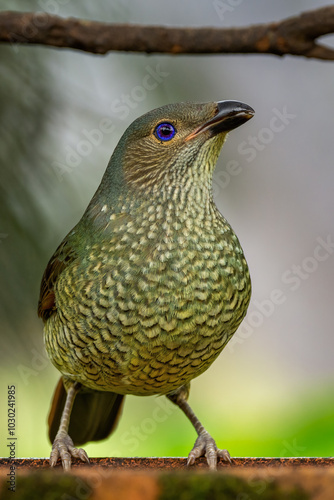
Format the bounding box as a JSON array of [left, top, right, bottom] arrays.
[[39, 100, 254, 469]]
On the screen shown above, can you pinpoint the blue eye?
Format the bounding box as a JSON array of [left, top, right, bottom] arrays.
[[154, 122, 176, 142]]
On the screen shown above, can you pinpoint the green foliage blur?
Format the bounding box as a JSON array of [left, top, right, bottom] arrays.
[[1, 0, 334, 461]]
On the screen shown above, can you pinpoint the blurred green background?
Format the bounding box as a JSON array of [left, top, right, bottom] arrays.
[[1, 0, 334, 460]]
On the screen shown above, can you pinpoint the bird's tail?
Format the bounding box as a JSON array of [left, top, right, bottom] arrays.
[[48, 377, 124, 446]]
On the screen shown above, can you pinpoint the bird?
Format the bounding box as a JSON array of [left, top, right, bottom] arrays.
[[38, 99, 254, 471]]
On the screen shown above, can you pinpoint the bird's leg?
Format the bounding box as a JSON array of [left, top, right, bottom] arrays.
[[167, 385, 231, 470], [50, 382, 89, 470]]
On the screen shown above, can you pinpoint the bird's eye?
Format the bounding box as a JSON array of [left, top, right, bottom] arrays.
[[154, 122, 176, 142]]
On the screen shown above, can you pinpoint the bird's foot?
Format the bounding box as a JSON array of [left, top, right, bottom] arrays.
[[187, 431, 231, 470], [50, 432, 89, 471]]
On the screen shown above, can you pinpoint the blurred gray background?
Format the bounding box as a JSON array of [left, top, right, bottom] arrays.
[[0, 0, 334, 459]]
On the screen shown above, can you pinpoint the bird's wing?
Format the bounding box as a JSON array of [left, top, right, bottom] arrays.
[[37, 211, 134, 321], [38, 237, 78, 321]]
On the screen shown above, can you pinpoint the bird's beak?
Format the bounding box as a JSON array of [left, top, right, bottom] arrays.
[[186, 101, 255, 141]]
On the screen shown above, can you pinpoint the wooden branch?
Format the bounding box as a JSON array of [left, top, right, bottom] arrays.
[[0, 6, 334, 60], [2, 458, 334, 500], [2, 456, 334, 469]]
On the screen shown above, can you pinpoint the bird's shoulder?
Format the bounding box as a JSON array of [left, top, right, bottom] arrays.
[[37, 210, 132, 321]]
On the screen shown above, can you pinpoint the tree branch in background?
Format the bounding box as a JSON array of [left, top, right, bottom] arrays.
[[0, 6, 334, 60]]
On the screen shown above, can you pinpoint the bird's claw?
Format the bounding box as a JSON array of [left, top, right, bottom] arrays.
[[187, 432, 231, 470], [50, 432, 90, 471]]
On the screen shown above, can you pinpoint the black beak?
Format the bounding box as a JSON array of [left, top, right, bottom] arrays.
[[186, 100, 254, 141]]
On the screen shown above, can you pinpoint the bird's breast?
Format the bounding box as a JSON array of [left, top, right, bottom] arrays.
[[45, 203, 251, 395]]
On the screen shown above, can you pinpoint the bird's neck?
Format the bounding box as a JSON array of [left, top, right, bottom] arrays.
[[94, 171, 217, 221], [84, 142, 225, 231]]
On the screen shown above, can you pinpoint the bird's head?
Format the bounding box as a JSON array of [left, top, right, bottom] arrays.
[[97, 100, 254, 203]]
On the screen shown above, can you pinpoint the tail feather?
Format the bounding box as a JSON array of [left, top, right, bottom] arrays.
[[48, 378, 124, 446]]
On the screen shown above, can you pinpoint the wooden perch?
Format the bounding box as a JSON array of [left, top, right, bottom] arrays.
[[1, 458, 334, 499], [0, 6, 334, 60]]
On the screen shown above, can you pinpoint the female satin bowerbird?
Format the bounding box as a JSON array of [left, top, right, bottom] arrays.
[[38, 100, 254, 470]]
